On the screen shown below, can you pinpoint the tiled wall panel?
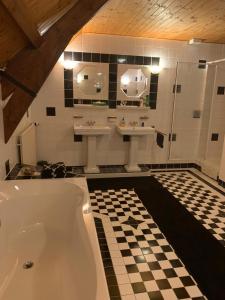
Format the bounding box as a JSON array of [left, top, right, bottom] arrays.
[[29, 34, 225, 167]]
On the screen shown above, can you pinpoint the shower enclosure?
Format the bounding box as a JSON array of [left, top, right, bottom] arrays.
[[169, 60, 225, 179]]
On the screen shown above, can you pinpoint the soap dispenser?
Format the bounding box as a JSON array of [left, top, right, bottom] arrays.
[[120, 117, 126, 127]]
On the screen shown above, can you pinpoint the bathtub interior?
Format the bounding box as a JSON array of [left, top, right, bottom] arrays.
[[0, 179, 97, 300]]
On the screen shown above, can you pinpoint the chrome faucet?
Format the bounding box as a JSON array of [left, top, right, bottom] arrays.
[[86, 120, 96, 127]]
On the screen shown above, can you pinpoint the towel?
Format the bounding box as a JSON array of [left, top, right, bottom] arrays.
[[156, 132, 164, 148], [41, 162, 66, 178]]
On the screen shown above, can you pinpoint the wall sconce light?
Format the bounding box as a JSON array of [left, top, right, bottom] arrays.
[[121, 76, 130, 85], [63, 60, 78, 70], [76, 74, 83, 84], [148, 65, 162, 74]]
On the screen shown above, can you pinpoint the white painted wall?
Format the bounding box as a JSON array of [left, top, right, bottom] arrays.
[[30, 33, 225, 167], [0, 85, 32, 179]]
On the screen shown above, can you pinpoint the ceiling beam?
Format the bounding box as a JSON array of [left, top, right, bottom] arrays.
[[0, 0, 42, 48], [1, 0, 108, 143]]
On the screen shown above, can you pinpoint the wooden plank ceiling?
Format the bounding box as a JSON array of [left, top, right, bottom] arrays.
[[82, 0, 225, 43]]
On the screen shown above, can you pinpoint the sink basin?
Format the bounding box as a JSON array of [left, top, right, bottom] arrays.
[[74, 125, 111, 136], [117, 126, 155, 136]]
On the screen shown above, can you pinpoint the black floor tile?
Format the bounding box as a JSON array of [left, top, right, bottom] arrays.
[[131, 282, 146, 293]]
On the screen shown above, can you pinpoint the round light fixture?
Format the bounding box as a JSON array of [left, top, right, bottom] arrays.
[[63, 60, 78, 70], [76, 74, 83, 84], [121, 76, 130, 85], [149, 65, 162, 74]]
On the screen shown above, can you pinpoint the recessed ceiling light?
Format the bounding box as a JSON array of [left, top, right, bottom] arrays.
[[188, 38, 203, 45]]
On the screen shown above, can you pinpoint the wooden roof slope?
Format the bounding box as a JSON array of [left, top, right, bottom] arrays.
[[0, 0, 78, 67], [0, 0, 108, 142]]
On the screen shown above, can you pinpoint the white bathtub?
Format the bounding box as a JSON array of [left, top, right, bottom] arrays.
[[0, 178, 109, 300]]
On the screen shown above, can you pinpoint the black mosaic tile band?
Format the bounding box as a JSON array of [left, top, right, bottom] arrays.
[[94, 217, 121, 300], [73, 99, 108, 106], [6, 163, 203, 180], [108, 63, 118, 108], [149, 74, 159, 109], [148, 162, 201, 171], [63, 51, 160, 109], [64, 51, 160, 66]]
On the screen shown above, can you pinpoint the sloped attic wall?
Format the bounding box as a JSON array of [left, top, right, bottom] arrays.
[[0, 84, 32, 179]]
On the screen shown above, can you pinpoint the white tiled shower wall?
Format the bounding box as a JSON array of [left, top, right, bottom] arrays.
[[205, 64, 225, 163], [31, 34, 225, 168], [0, 84, 31, 179], [198, 62, 225, 178]]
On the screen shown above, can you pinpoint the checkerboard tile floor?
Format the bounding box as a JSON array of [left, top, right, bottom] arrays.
[[153, 171, 225, 247], [90, 189, 206, 300]]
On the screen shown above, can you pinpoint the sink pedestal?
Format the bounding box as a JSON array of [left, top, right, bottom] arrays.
[[116, 125, 155, 173], [125, 136, 141, 172], [74, 125, 111, 174], [84, 136, 100, 174]]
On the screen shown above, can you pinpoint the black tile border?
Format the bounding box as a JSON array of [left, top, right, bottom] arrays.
[[6, 162, 203, 180], [63, 51, 160, 109], [94, 217, 121, 300], [151, 168, 225, 197], [188, 171, 225, 196]]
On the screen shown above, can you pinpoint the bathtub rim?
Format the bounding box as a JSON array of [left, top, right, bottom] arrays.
[[0, 177, 110, 300]]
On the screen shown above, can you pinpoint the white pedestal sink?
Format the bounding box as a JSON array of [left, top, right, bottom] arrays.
[[117, 125, 155, 172], [74, 125, 111, 173]]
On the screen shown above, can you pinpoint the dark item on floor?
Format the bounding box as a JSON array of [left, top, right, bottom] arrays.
[[41, 162, 67, 178], [156, 132, 164, 148], [37, 160, 48, 166]]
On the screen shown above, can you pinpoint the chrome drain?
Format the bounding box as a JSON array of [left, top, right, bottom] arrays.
[[23, 261, 34, 269]]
